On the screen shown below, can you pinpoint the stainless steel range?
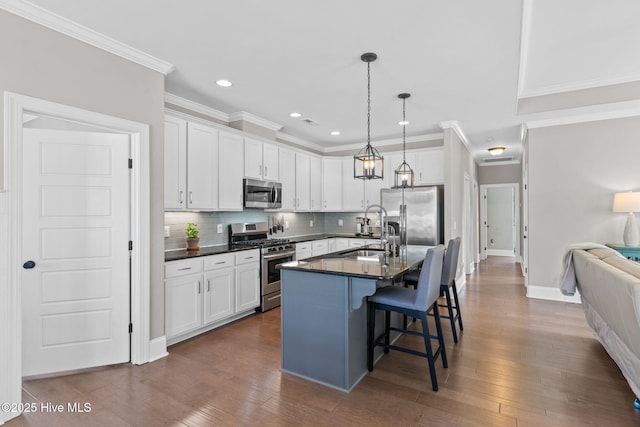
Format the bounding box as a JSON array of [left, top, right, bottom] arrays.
[[229, 222, 295, 312]]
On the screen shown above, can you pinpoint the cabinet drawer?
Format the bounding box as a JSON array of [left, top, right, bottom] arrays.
[[203, 253, 236, 271], [311, 240, 328, 250], [296, 242, 311, 251], [235, 249, 260, 265], [165, 258, 203, 279]]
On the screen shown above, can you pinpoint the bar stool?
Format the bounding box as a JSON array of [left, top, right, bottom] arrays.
[[367, 245, 447, 391], [404, 237, 463, 343]]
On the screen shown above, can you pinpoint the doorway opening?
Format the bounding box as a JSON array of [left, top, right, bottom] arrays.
[[480, 183, 520, 262]]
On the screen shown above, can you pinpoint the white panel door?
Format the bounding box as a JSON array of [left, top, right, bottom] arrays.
[[204, 268, 235, 324], [279, 148, 296, 210], [309, 156, 322, 211], [187, 122, 218, 210], [295, 152, 310, 211], [163, 115, 187, 209], [235, 262, 260, 312], [22, 129, 130, 376], [218, 131, 244, 210]]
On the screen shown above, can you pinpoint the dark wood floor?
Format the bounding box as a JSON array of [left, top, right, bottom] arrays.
[[9, 256, 640, 426]]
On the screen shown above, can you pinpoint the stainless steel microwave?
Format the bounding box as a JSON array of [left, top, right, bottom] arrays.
[[243, 178, 282, 209]]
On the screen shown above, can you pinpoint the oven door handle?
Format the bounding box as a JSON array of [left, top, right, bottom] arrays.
[[262, 249, 296, 260]]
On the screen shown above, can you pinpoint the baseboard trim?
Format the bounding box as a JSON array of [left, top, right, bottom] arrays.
[[148, 336, 168, 362], [526, 285, 581, 304], [487, 249, 515, 257]]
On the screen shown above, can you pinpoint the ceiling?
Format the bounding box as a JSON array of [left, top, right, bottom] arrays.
[[15, 0, 640, 162]]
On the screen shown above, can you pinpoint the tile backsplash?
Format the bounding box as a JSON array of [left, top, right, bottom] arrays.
[[164, 210, 383, 250]]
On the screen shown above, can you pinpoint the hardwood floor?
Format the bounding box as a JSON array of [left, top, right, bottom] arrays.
[[8, 256, 640, 426]]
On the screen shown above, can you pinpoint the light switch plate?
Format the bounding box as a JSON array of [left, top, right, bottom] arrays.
[[164, 226, 170, 237], [285, 221, 289, 230], [217, 224, 223, 233]]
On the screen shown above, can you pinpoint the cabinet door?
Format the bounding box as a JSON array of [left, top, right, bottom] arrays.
[[311, 239, 328, 256], [309, 156, 322, 211], [322, 158, 342, 211], [365, 178, 384, 208], [263, 143, 279, 181], [244, 137, 263, 179], [279, 147, 296, 210], [295, 152, 310, 211], [342, 157, 365, 211], [415, 149, 444, 185], [335, 238, 350, 251], [164, 116, 187, 209], [236, 262, 260, 312], [203, 267, 235, 324], [187, 122, 218, 210], [165, 272, 203, 338], [218, 131, 244, 210]]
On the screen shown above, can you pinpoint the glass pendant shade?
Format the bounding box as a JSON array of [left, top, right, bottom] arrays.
[[394, 160, 414, 188], [354, 52, 384, 180]]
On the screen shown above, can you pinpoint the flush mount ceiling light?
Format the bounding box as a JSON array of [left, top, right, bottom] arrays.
[[354, 52, 384, 180], [331, 131, 341, 136], [289, 112, 301, 118], [394, 93, 414, 188], [216, 79, 233, 87], [488, 146, 506, 156]]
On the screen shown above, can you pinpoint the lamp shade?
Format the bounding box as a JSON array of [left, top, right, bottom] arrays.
[[613, 191, 640, 213]]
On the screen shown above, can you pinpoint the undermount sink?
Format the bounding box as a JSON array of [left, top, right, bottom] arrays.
[[342, 248, 385, 261]]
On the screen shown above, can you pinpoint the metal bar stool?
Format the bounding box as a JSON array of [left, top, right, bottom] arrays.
[[367, 245, 447, 391], [404, 237, 463, 343]]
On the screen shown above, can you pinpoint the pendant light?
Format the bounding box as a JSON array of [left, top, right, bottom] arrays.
[[394, 93, 414, 188], [354, 52, 384, 180]]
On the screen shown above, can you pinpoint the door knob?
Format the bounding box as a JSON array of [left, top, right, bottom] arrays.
[[23, 260, 36, 269]]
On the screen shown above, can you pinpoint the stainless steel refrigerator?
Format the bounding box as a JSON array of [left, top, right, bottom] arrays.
[[381, 186, 444, 247]]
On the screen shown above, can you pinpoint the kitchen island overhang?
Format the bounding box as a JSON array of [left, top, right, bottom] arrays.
[[278, 245, 432, 392]]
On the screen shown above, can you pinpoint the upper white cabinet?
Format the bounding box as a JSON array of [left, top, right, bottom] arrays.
[[218, 130, 244, 210], [278, 147, 296, 211], [244, 137, 278, 181], [295, 152, 310, 211], [322, 158, 343, 211], [186, 122, 219, 210], [164, 115, 187, 209], [309, 156, 322, 211], [342, 157, 365, 211], [414, 149, 444, 185]]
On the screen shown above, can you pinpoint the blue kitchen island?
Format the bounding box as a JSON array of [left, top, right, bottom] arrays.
[[278, 245, 431, 392]]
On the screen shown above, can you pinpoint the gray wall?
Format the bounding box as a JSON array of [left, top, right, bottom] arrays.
[[478, 163, 522, 185], [527, 116, 640, 289], [1, 10, 166, 339]]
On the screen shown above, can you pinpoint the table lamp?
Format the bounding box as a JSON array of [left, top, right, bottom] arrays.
[[613, 191, 640, 246]]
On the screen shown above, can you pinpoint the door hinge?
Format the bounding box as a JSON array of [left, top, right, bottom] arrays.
[[128, 158, 133, 169], [129, 240, 133, 250], [129, 323, 133, 333]]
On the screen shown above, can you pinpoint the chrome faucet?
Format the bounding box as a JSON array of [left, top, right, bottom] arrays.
[[365, 204, 389, 254]]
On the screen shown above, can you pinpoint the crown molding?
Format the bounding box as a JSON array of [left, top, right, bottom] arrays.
[[228, 111, 282, 132], [439, 120, 474, 154], [524, 100, 640, 130], [275, 132, 325, 152], [323, 133, 444, 154], [0, 0, 175, 75], [164, 93, 228, 122]]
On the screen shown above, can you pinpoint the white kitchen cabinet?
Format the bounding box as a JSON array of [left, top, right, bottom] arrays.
[[203, 267, 235, 324], [165, 249, 260, 345], [186, 122, 219, 210], [164, 115, 187, 209], [311, 239, 329, 256], [348, 238, 378, 248], [164, 117, 219, 210], [334, 238, 350, 251], [414, 148, 444, 185], [342, 157, 365, 211], [279, 147, 296, 210], [309, 155, 322, 211], [296, 241, 312, 260], [322, 157, 342, 211], [218, 130, 244, 210], [365, 178, 384, 208], [295, 152, 310, 211], [244, 137, 278, 181]]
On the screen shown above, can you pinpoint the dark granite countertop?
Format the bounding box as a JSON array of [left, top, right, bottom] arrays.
[[164, 245, 257, 262], [278, 245, 431, 280]]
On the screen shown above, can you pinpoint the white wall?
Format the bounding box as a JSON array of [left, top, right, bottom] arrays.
[[526, 115, 640, 300]]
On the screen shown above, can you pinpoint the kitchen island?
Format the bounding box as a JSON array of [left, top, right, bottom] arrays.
[[278, 245, 431, 392]]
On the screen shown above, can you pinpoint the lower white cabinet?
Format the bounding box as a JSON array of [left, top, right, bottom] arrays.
[[165, 249, 260, 344], [295, 241, 312, 260], [311, 239, 329, 256]]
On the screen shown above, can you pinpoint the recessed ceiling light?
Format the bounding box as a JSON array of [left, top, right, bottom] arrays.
[[398, 120, 409, 126], [216, 79, 232, 87], [331, 131, 341, 136], [289, 112, 301, 118]]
